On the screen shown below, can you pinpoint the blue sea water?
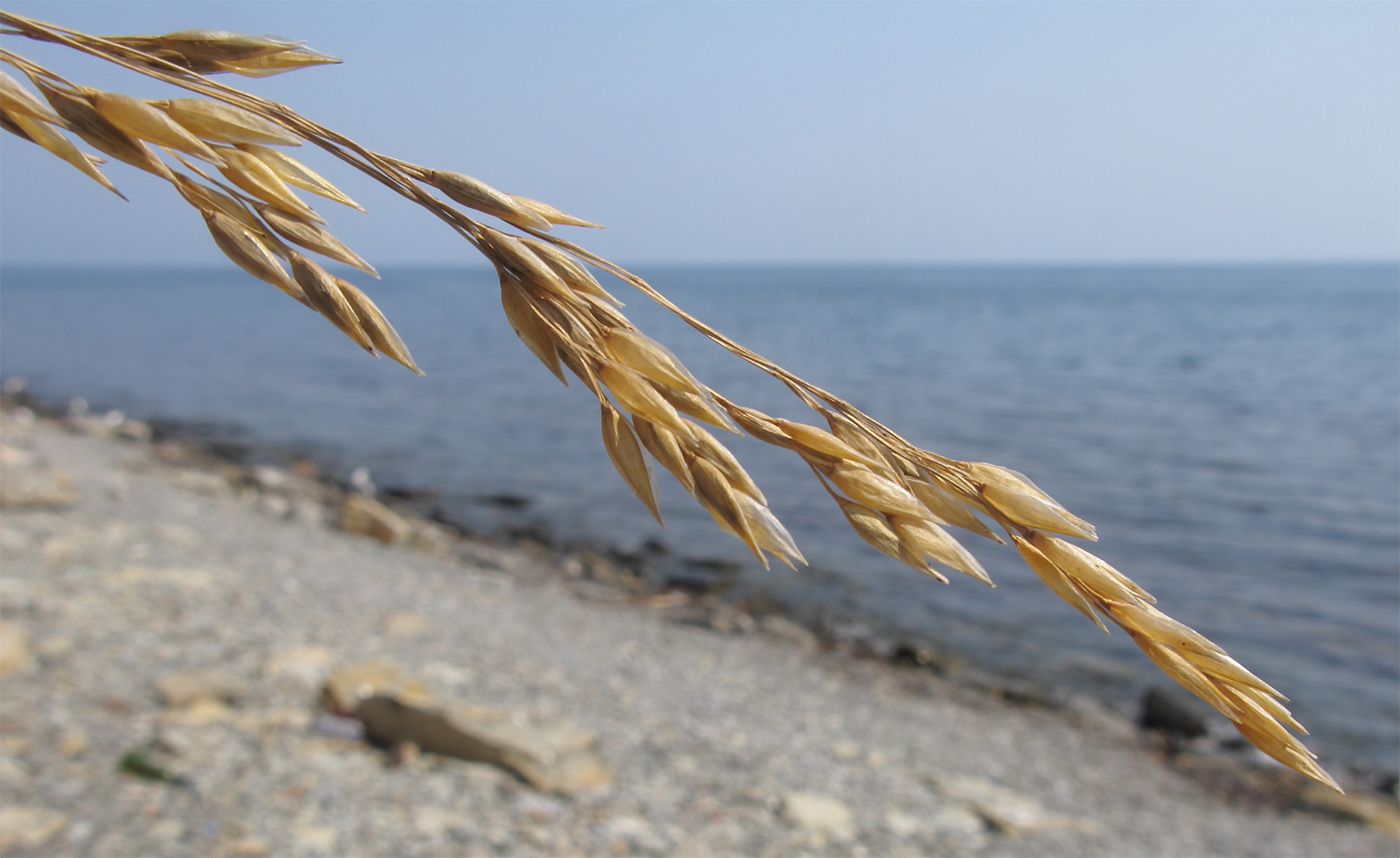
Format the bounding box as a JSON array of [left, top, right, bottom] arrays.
[[1, 262, 1396, 771]]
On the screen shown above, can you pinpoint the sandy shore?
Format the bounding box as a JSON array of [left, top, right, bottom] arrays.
[[0, 404, 1396, 857]]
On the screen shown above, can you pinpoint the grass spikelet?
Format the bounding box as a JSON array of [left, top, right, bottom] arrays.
[[685, 423, 766, 504], [601, 401, 661, 525], [239, 144, 363, 210], [1013, 534, 1108, 632], [175, 175, 260, 230], [691, 456, 762, 561], [3, 110, 125, 198], [907, 473, 1003, 542], [1028, 532, 1155, 605], [218, 147, 321, 221], [159, 99, 303, 146], [603, 329, 701, 395], [35, 81, 173, 179], [288, 252, 374, 353], [498, 273, 565, 383], [968, 462, 1098, 540], [420, 169, 551, 231], [335, 280, 421, 374], [507, 193, 603, 228], [0, 69, 62, 123], [258, 204, 378, 277], [890, 514, 990, 585], [820, 462, 929, 519], [633, 418, 695, 494], [201, 209, 303, 302], [598, 363, 694, 440], [89, 90, 224, 164], [834, 496, 904, 561], [518, 237, 619, 304]]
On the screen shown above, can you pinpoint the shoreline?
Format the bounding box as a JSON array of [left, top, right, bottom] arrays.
[[1, 393, 1397, 855]]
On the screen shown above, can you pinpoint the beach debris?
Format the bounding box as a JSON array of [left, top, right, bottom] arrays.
[[0, 624, 32, 677], [779, 792, 855, 840], [0, 805, 69, 851], [1295, 784, 1400, 838], [321, 661, 611, 795], [156, 669, 246, 708], [0, 466, 79, 510], [338, 492, 412, 544], [926, 774, 1096, 836]]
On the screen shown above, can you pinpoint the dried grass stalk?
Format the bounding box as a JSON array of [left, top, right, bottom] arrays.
[[0, 11, 1340, 792]]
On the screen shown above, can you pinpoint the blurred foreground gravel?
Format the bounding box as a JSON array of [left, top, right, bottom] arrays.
[[0, 407, 1396, 857]]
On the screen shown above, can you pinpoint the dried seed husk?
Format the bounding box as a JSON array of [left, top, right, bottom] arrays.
[[1013, 534, 1107, 632], [0, 110, 30, 139], [1232, 684, 1308, 735], [969, 462, 1097, 541], [4, 110, 125, 198], [633, 418, 694, 494], [778, 418, 887, 471], [518, 237, 619, 303], [1217, 684, 1323, 766], [1028, 532, 1154, 605], [36, 82, 173, 180], [603, 329, 701, 395], [729, 405, 791, 446], [601, 402, 661, 525], [202, 210, 303, 302], [175, 176, 261, 231], [336, 279, 421, 374], [154, 30, 303, 63], [508, 194, 603, 228], [557, 346, 601, 396], [908, 472, 1003, 542], [478, 230, 571, 300], [834, 497, 903, 561], [213, 47, 341, 77], [239, 144, 362, 210], [288, 253, 373, 353], [89, 91, 224, 165], [258, 204, 378, 277], [736, 493, 805, 569], [822, 463, 928, 519], [499, 274, 564, 383], [826, 414, 899, 471], [219, 147, 321, 221], [1228, 716, 1337, 791], [422, 170, 551, 231], [1103, 600, 1228, 659], [158, 99, 303, 146], [655, 385, 739, 433], [890, 515, 990, 586], [691, 457, 761, 560], [598, 363, 693, 440], [0, 70, 62, 124], [1130, 633, 1240, 719], [685, 424, 765, 504]]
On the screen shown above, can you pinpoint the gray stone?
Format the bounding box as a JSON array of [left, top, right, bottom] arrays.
[[339, 493, 412, 545], [156, 669, 247, 708], [0, 806, 69, 851], [779, 792, 854, 838], [0, 467, 79, 509]]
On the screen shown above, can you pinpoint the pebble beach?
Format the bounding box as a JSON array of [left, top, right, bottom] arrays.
[[0, 402, 1396, 858]]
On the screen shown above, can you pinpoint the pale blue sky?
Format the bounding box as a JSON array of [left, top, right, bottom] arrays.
[[1, 1, 1396, 265]]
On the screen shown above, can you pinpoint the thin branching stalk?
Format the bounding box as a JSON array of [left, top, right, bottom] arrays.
[[0, 11, 1341, 791]]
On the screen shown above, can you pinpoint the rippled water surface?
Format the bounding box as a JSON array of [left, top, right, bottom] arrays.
[[2, 263, 1396, 768]]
